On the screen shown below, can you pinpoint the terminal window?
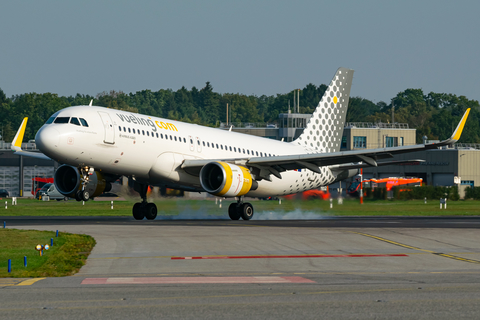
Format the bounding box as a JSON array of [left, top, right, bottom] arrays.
[[461, 180, 474, 188], [386, 136, 399, 147], [353, 136, 366, 148], [341, 136, 347, 149]]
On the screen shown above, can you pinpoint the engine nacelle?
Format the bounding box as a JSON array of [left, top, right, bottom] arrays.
[[54, 165, 111, 198], [330, 168, 358, 184], [199, 162, 257, 197]]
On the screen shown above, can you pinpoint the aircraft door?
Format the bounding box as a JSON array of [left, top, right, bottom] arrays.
[[98, 112, 115, 144], [196, 137, 202, 153]]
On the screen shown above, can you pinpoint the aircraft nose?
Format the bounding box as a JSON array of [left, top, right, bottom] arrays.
[[35, 126, 60, 156]]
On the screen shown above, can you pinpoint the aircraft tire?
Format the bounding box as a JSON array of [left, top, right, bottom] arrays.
[[228, 203, 241, 220], [145, 203, 157, 220], [81, 190, 90, 201], [75, 191, 82, 201], [241, 203, 254, 220], [132, 203, 145, 220]]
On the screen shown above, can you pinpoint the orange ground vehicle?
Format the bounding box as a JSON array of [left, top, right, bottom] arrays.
[[347, 177, 423, 197], [283, 189, 331, 200]]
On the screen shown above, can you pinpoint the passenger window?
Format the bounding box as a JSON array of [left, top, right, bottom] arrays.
[[175, 136, 177, 141], [147, 131, 150, 136], [203, 141, 205, 147], [207, 142, 210, 147], [216, 144, 219, 149], [190, 138, 193, 144], [142, 130, 145, 135], [229, 146, 232, 151], [183, 137, 186, 143], [79, 118, 89, 127], [118, 126, 121, 131], [197, 140, 200, 145], [70, 118, 81, 126], [54, 117, 70, 124], [124, 127, 127, 132], [221, 145, 223, 150], [161, 133, 163, 138], [256, 151, 259, 156], [243, 149, 245, 154], [247, 150, 250, 155], [128, 128, 131, 133]]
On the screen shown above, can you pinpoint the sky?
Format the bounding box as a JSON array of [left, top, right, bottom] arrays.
[[1, 0, 479, 104]]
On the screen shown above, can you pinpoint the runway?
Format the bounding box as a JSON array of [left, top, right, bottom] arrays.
[[1, 216, 480, 319]]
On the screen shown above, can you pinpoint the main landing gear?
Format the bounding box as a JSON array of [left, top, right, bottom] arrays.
[[228, 197, 254, 220], [75, 167, 93, 202], [132, 182, 157, 220]]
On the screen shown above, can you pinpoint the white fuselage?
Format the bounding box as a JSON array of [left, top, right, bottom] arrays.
[[35, 106, 337, 197]]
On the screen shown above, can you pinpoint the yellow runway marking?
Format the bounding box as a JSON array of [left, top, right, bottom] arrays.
[[0, 278, 45, 286], [349, 231, 480, 265], [16, 278, 46, 286]]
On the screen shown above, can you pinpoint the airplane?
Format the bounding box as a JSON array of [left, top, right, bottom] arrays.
[[11, 68, 471, 220]]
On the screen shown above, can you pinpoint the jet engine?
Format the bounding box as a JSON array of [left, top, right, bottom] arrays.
[[199, 162, 257, 197], [330, 168, 358, 183], [54, 165, 111, 198]]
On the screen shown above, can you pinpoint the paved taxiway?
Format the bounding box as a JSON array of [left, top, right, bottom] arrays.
[[1, 217, 480, 319]]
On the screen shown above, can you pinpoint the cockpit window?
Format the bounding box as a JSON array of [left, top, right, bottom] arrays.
[[54, 117, 70, 124], [70, 117, 81, 126], [45, 116, 55, 124], [79, 118, 89, 127]]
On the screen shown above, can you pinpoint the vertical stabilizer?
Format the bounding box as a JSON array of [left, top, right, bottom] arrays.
[[11, 117, 28, 151], [293, 68, 354, 153]]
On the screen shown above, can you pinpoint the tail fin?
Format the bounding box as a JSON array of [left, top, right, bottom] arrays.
[[11, 117, 28, 151], [293, 67, 354, 153]]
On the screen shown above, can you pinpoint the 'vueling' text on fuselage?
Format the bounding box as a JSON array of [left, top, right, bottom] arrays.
[[116, 113, 178, 132]]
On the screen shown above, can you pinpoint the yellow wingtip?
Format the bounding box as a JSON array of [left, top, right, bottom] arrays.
[[12, 117, 28, 148], [452, 108, 470, 141]]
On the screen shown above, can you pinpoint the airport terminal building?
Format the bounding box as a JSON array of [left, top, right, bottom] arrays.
[[1, 112, 479, 198]]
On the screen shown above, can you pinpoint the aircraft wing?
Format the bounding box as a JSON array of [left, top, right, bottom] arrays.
[[11, 117, 52, 161], [182, 108, 470, 180]]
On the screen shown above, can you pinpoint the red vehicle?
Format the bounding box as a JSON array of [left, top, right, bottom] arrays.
[[347, 177, 423, 197], [284, 189, 331, 200], [32, 177, 54, 196]]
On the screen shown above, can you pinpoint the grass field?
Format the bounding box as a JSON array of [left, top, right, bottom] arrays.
[[0, 197, 478, 217], [0, 229, 95, 277]]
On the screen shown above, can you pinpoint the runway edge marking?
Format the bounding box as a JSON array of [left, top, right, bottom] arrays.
[[349, 231, 480, 265]]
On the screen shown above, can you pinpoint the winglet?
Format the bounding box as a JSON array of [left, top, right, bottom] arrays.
[[89, 99, 93, 106], [11, 117, 28, 151], [451, 108, 470, 141]]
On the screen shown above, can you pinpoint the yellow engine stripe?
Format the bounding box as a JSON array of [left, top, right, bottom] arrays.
[[238, 166, 253, 196], [216, 162, 233, 196]]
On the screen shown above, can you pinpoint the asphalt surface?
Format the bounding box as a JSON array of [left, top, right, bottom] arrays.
[[1, 216, 480, 319]]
